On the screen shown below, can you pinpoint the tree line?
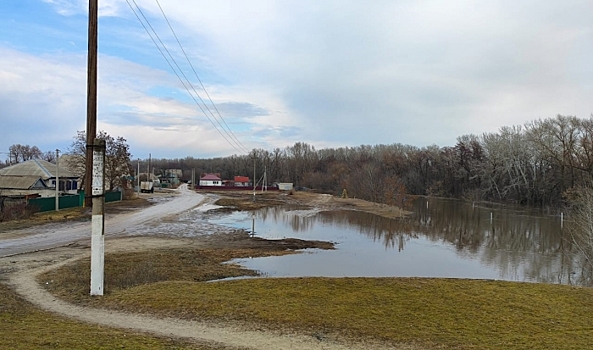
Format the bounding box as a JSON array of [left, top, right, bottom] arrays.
[[150, 115, 593, 208], [3, 144, 57, 164], [5, 115, 592, 207]]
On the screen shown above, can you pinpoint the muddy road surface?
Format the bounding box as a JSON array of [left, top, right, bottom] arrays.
[[0, 184, 204, 257]]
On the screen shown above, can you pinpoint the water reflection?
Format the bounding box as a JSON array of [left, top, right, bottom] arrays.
[[209, 198, 587, 285]]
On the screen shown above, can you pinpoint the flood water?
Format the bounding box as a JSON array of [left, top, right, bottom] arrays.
[[208, 198, 585, 285]]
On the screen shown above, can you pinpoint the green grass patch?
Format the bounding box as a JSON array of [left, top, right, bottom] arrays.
[[100, 278, 593, 349], [40, 246, 593, 349], [40, 247, 288, 304], [0, 283, 219, 350]]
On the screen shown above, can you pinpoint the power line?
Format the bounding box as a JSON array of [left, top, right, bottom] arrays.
[[153, 0, 249, 154], [124, 0, 249, 154], [127, 0, 245, 154]]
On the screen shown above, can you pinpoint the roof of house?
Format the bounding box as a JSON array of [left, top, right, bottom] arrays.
[[0, 159, 77, 180], [0, 175, 47, 190], [234, 176, 249, 182], [200, 174, 221, 181]]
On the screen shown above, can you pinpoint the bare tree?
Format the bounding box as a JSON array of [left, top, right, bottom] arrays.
[[41, 151, 56, 163], [8, 144, 43, 163], [566, 185, 593, 281], [68, 130, 132, 192]]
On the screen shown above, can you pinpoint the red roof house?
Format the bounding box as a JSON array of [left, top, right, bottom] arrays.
[[199, 173, 222, 186], [233, 176, 250, 186]]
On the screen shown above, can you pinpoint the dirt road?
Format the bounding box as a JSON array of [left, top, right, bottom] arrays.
[[0, 184, 205, 257]]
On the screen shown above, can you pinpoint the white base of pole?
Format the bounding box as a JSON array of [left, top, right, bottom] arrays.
[[90, 214, 104, 296]]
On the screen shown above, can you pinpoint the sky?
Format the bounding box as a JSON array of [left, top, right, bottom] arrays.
[[1, 0, 592, 160]]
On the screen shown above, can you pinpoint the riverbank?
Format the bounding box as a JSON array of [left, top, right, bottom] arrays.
[[210, 190, 411, 219]]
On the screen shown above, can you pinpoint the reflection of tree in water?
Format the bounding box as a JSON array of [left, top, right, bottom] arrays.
[[315, 211, 418, 252], [253, 199, 588, 285], [413, 198, 584, 285]]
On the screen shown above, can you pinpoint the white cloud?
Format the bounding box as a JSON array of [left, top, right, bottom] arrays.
[[3, 0, 593, 159], [42, 0, 124, 17]]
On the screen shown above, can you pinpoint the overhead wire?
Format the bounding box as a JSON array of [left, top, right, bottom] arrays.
[[128, 0, 247, 154], [124, 0, 249, 154], [154, 0, 249, 154]]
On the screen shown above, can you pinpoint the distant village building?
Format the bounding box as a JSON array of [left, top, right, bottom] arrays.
[[199, 173, 222, 186], [0, 159, 79, 197], [0, 175, 49, 198], [233, 176, 250, 187], [159, 169, 182, 188]]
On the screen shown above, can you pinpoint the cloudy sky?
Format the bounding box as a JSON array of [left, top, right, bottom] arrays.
[[1, 0, 592, 160]]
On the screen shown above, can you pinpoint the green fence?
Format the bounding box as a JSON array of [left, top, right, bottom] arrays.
[[105, 191, 122, 203], [27, 191, 122, 213]]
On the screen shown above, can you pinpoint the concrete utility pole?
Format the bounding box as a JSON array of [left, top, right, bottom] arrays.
[[90, 139, 106, 296], [55, 149, 60, 211], [84, 0, 98, 208], [253, 156, 256, 202], [137, 158, 140, 197]]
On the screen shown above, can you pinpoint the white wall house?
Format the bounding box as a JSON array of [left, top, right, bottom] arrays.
[[199, 173, 222, 186]]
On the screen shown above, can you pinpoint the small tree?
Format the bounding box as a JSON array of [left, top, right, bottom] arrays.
[[68, 130, 132, 192]]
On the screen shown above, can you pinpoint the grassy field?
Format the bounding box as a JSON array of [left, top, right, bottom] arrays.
[[0, 283, 221, 350], [39, 247, 593, 350]]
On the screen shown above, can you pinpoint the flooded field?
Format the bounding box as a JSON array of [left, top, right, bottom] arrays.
[[208, 197, 585, 285]]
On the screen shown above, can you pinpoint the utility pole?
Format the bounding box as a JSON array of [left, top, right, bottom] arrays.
[[84, 0, 98, 208], [253, 156, 256, 202], [137, 158, 140, 197], [262, 165, 267, 192], [55, 149, 60, 211], [90, 139, 106, 296]]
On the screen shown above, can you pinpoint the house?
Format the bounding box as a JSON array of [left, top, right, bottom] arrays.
[[0, 175, 52, 197], [0, 159, 79, 196], [199, 173, 222, 186], [233, 176, 250, 187], [159, 169, 181, 187]]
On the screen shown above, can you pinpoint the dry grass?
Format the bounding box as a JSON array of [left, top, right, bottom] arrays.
[[214, 191, 411, 219], [0, 283, 222, 350], [94, 278, 593, 349], [39, 247, 302, 305], [39, 246, 593, 350], [213, 193, 285, 210], [0, 197, 152, 233]]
